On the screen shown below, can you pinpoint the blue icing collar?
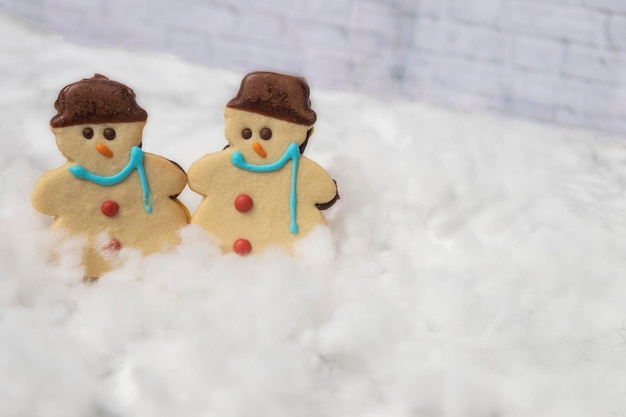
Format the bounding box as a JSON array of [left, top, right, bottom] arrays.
[[231, 142, 300, 234], [68, 146, 153, 213]]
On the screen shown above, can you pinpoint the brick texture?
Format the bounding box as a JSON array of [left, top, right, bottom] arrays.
[[1, 0, 626, 136]]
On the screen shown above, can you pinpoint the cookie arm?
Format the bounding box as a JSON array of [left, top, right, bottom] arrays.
[[316, 179, 339, 210], [143, 153, 187, 199], [187, 152, 225, 197], [31, 167, 72, 216], [299, 157, 339, 210]]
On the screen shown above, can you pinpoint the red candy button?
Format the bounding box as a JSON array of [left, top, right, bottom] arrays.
[[234, 194, 253, 213], [101, 200, 119, 217], [102, 238, 121, 252], [233, 238, 252, 255]]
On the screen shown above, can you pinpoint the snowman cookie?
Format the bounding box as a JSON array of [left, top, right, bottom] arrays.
[[188, 71, 339, 255], [31, 74, 189, 278]]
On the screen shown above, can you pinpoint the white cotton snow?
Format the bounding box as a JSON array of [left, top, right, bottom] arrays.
[[1, 12, 626, 417]]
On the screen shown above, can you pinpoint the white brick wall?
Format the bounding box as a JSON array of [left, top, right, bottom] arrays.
[[1, 0, 626, 136]]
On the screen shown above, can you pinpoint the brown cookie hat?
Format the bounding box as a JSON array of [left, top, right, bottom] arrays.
[[227, 71, 317, 126], [50, 74, 148, 128]]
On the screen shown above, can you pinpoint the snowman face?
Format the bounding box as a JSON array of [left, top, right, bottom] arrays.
[[224, 108, 311, 164], [52, 121, 146, 172]]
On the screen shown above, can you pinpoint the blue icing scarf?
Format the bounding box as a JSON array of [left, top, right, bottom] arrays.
[[231, 142, 300, 234], [68, 146, 153, 213]]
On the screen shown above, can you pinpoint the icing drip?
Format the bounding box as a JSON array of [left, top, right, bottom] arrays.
[[68, 146, 153, 213], [231, 142, 300, 234]]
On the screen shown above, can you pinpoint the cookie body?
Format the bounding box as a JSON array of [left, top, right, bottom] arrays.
[[189, 148, 336, 253], [32, 152, 188, 277]]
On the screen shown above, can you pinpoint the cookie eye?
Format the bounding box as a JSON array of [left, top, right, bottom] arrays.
[[103, 128, 116, 140], [82, 127, 94, 139], [242, 128, 252, 139], [260, 127, 272, 140]]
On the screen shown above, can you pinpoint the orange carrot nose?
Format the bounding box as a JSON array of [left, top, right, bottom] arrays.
[[253, 142, 267, 158], [96, 143, 113, 158]]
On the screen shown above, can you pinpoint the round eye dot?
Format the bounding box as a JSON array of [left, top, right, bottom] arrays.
[[82, 127, 94, 139], [103, 128, 116, 140], [242, 128, 252, 139], [260, 127, 272, 140]]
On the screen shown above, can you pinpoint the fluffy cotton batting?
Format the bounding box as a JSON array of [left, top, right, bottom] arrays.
[[1, 13, 626, 417]]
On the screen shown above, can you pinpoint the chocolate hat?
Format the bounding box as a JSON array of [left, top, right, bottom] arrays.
[[227, 71, 316, 126], [50, 74, 147, 128]]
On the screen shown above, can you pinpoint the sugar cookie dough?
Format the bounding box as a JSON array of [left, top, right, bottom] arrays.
[[188, 71, 339, 255], [31, 74, 189, 277]]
